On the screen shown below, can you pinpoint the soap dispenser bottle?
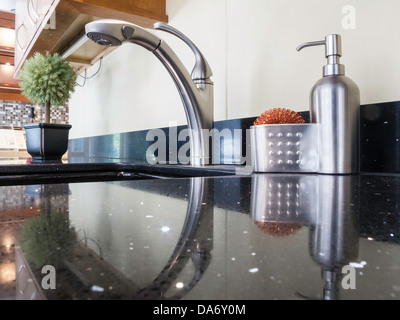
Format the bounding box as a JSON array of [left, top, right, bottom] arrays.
[[297, 34, 360, 174]]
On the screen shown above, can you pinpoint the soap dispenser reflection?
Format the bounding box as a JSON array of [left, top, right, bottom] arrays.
[[297, 35, 360, 174]]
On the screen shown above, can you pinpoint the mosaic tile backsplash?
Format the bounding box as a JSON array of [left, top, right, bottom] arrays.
[[0, 100, 69, 127]]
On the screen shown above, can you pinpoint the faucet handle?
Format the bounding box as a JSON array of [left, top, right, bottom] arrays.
[[154, 22, 213, 83]]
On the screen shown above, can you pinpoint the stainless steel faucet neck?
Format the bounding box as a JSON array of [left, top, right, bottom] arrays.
[[85, 20, 214, 166], [153, 22, 214, 166]]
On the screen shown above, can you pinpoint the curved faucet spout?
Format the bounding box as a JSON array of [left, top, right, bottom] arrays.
[[85, 20, 214, 166]]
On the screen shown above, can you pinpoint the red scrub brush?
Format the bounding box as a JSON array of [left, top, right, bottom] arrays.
[[255, 221, 303, 237], [254, 108, 305, 125]]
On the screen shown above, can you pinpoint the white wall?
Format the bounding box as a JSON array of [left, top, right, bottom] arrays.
[[69, 0, 400, 139], [0, 0, 16, 12]]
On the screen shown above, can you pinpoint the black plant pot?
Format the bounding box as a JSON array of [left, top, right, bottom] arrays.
[[23, 123, 72, 160]]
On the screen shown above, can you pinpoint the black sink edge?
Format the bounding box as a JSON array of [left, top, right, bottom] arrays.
[[0, 162, 241, 181]]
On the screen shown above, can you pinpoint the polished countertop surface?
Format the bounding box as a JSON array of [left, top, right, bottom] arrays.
[[1, 158, 400, 300]]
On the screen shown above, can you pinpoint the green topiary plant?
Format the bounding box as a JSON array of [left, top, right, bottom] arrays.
[[19, 52, 77, 123]]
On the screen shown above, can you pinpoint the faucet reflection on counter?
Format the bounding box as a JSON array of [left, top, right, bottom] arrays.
[[14, 176, 215, 300], [135, 177, 214, 299]]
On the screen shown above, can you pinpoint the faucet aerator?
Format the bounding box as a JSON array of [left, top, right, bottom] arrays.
[[86, 32, 122, 47]]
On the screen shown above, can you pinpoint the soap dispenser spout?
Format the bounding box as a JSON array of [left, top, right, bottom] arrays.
[[296, 40, 326, 52], [297, 34, 345, 76]]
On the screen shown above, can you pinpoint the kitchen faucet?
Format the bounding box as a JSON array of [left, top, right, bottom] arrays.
[[85, 19, 214, 166]]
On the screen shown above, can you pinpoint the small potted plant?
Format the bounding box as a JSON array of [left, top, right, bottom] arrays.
[[19, 52, 77, 160]]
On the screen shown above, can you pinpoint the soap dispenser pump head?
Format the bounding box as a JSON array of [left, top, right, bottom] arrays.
[[297, 34, 345, 76]]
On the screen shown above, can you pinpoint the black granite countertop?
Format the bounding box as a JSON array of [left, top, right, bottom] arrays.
[[1, 158, 400, 300]]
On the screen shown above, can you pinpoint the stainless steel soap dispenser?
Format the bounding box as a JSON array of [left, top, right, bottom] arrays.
[[297, 34, 360, 174]]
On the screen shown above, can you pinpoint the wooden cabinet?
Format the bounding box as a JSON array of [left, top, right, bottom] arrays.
[[15, 0, 39, 75], [14, 0, 168, 77], [36, 0, 57, 25], [0, 10, 29, 101], [14, 0, 59, 76]]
